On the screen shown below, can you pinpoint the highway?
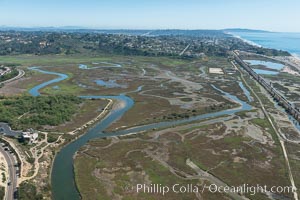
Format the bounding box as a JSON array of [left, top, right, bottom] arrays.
[[0, 69, 25, 85], [232, 54, 299, 200], [232, 51, 300, 122], [0, 144, 18, 200]]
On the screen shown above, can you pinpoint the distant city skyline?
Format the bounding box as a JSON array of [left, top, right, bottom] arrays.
[[1, 0, 300, 32]]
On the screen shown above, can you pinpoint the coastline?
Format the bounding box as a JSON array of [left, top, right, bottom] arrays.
[[226, 32, 262, 47], [230, 31, 300, 57], [16, 31, 300, 200], [231, 31, 300, 74]]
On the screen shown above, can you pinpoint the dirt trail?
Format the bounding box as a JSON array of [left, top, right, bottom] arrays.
[[19, 132, 62, 183], [232, 61, 298, 200], [186, 159, 249, 200], [68, 99, 113, 135]]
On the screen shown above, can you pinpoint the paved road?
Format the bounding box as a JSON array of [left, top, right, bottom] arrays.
[[179, 44, 190, 56], [0, 123, 22, 137], [0, 144, 17, 200], [0, 69, 25, 85]]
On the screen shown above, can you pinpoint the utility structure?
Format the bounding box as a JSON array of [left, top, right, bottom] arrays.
[[232, 51, 300, 123]]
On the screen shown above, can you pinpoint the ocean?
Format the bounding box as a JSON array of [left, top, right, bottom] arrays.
[[230, 30, 300, 131], [228, 31, 300, 57]]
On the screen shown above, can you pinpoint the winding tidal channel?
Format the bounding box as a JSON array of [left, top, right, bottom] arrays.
[[28, 67, 252, 200]]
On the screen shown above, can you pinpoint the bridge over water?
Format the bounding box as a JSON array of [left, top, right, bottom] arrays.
[[233, 51, 300, 124]]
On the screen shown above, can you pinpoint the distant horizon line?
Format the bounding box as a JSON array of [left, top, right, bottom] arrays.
[[0, 26, 275, 32], [0, 26, 299, 33]]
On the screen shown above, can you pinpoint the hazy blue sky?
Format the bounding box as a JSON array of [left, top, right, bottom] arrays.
[[0, 0, 299, 32]]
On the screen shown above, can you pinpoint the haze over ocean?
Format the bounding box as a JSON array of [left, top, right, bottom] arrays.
[[229, 31, 300, 57]]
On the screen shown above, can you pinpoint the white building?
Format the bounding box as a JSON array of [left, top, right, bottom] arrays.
[[22, 130, 38, 144]]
